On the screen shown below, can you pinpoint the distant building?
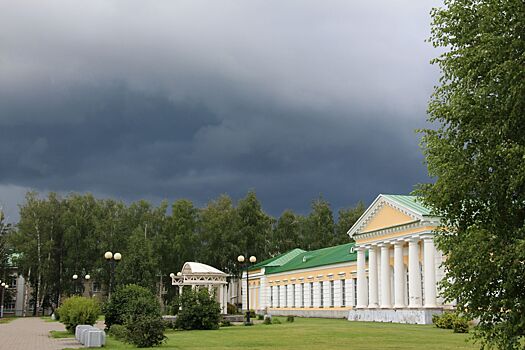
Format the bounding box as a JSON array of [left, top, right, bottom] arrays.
[[1, 254, 29, 317], [240, 194, 451, 324]]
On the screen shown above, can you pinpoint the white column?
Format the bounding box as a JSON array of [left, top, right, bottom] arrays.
[[380, 243, 392, 308], [394, 241, 406, 308], [356, 247, 368, 308], [295, 283, 301, 308], [287, 284, 294, 307], [224, 285, 228, 313], [408, 237, 422, 307], [323, 281, 330, 307], [423, 235, 437, 307], [334, 280, 342, 307], [304, 283, 311, 307], [280, 285, 286, 307], [368, 245, 379, 308], [218, 285, 223, 313], [313, 282, 321, 307], [347, 279, 354, 307]]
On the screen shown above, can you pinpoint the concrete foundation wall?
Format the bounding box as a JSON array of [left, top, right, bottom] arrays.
[[269, 309, 348, 319], [347, 308, 443, 324]]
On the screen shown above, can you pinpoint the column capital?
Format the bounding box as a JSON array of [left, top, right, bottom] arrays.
[[354, 245, 367, 252], [421, 234, 435, 241], [393, 239, 405, 247], [378, 242, 391, 248], [405, 235, 420, 243]]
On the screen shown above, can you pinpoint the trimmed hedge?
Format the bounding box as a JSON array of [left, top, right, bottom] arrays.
[[57, 296, 100, 333]]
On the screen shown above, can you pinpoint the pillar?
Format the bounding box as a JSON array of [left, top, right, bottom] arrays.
[[408, 237, 422, 307], [356, 246, 368, 308], [423, 235, 437, 307], [394, 241, 406, 308], [368, 245, 379, 308], [380, 243, 392, 308], [334, 280, 342, 307], [224, 285, 228, 314]]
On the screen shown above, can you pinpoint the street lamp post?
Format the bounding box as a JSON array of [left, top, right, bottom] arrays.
[[237, 255, 257, 325], [72, 274, 91, 296], [104, 251, 122, 301], [0, 281, 9, 318]]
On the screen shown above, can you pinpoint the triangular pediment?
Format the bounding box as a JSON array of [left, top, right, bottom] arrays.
[[347, 194, 427, 238], [361, 204, 415, 232]]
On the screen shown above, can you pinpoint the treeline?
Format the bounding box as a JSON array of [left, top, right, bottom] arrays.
[[4, 190, 364, 313]]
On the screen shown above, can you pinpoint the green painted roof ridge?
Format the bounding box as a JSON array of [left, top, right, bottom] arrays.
[[249, 248, 306, 270], [266, 242, 357, 274]]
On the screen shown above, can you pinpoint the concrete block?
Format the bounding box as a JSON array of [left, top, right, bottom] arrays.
[[75, 325, 93, 342], [85, 329, 106, 347]]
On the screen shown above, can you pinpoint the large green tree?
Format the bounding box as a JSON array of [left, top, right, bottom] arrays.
[[272, 210, 301, 254], [197, 195, 239, 274], [418, 0, 525, 348], [302, 196, 335, 250], [333, 202, 364, 245], [236, 191, 273, 263]]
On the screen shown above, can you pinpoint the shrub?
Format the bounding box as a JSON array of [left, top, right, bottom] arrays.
[[57, 296, 100, 333], [162, 318, 177, 330], [220, 320, 232, 327], [175, 288, 221, 330], [433, 312, 469, 333], [263, 317, 272, 325], [244, 309, 256, 320], [227, 303, 238, 315], [452, 316, 469, 333], [286, 316, 295, 322], [272, 318, 281, 324], [104, 284, 161, 329], [108, 324, 128, 341], [433, 312, 454, 329], [124, 314, 166, 348], [257, 314, 264, 320]]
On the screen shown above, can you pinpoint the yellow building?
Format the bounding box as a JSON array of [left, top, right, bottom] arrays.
[[241, 194, 452, 324]]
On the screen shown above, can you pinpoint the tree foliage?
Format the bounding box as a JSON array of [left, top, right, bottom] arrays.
[[175, 288, 221, 330], [418, 0, 525, 348], [7, 190, 363, 312]]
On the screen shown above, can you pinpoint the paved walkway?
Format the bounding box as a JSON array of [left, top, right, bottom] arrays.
[[0, 317, 84, 350]]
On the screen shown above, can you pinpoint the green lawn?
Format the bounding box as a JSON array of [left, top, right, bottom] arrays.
[[0, 317, 16, 324], [101, 317, 477, 350], [50, 330, 74, 338]]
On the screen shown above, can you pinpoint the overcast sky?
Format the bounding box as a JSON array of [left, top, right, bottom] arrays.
[[0, 0, 440, 222]]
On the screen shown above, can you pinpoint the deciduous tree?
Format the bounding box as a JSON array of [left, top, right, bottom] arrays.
[[418, 1, 525, 348]]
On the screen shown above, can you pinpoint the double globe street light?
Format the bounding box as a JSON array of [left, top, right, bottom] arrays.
[[72, 273, 91, 296], [104, 251, 122, 300], [237, 255, 256, 325]]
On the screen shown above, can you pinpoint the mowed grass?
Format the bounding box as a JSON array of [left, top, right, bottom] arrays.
[[0, 317, 16, 324], [103, 317, 477, 350], [50, 330, 74, 338]]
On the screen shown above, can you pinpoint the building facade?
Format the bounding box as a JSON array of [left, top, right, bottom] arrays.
[[240, 194, 452, 324]]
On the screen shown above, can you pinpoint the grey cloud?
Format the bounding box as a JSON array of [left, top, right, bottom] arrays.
[[0, 1, 438, 218]]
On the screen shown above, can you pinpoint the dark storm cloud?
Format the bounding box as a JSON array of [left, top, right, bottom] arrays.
[[0, 0, 439, 220]]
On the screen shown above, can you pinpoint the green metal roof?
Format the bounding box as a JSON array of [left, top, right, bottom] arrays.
[[382, 194, 433, 216], [249, 248, 306, 271], [266, 243, 357, 275]]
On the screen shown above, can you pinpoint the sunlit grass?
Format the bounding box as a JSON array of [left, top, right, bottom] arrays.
[[97, 317, 477, 350]]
